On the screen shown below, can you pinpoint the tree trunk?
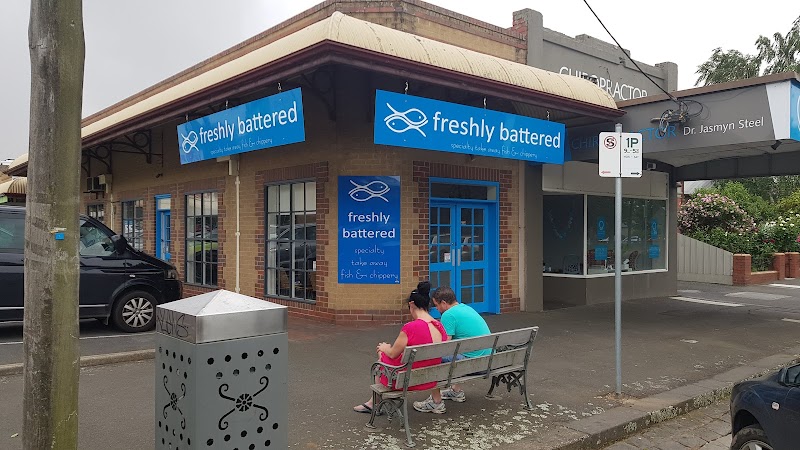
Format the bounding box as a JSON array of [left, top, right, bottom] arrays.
[[23, 1, 85, 449]]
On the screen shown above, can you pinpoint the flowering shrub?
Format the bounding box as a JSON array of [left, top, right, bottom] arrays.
[[688, 228, 775, 271], [678, 193, 757, 234], [761, 213, 800, 253]]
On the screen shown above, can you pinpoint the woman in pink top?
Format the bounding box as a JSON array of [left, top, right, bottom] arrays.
[[353, 281, 449, 415]]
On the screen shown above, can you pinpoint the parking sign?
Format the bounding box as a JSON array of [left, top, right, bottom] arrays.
[[598, 132, 642, 178]]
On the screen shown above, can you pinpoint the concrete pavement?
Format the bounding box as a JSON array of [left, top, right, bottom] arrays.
[[2, 281, 800, 448], [604, 401, 731, 450]]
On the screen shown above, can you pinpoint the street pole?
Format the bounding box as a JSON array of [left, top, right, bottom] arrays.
[[614, 122, 623, 396], [23, 1, 85, 449]]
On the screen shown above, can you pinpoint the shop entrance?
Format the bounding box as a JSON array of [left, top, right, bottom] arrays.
[[429, 180, 498, 314], [155, 195, 171, 261]]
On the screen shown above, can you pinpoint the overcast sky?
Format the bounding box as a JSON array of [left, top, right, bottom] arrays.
[[1, 0, 798, 161]]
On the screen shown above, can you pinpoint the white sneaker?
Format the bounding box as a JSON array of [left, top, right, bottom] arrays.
[[440, 387, 466, 402], [413, 395, 446, 414]]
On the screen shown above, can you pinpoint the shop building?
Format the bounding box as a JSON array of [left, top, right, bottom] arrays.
[[59, 1, 690, 323]]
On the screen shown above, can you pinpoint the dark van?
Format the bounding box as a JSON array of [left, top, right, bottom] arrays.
[[0, 205, 182, 332]]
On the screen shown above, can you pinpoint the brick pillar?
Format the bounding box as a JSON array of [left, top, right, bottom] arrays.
[[733, 254, 751, 286], [787, 252, 800, 278], [773, 253, 787, 279], [510, 11, 528, 35]]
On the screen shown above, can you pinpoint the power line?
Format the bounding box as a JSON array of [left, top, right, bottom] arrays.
[[580, 0, 680, 105]]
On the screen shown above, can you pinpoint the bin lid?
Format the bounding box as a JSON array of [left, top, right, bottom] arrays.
[[155, 290, 287, 343]]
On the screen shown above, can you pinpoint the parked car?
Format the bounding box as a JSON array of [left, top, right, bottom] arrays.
[[729, 363, 800, 449], [270, 223, 316, 270], [0, 205, 182, 332]]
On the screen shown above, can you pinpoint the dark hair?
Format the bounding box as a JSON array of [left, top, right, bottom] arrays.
[[432, 286, 457, 305], [408, 281, 432, 310]]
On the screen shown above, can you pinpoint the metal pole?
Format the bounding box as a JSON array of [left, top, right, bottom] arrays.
[[614, 122, 622, 396]]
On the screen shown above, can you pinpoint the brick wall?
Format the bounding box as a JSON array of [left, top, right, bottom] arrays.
[[733, 253, 786, 286], [412, 161, 519, 314], [254, 162, 336, 322]]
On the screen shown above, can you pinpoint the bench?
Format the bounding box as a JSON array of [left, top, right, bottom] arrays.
[[366, 326, 539, 447]]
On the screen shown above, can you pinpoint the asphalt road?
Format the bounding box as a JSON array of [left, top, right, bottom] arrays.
[[2, 279, 800, 367], [3, 279, 800, 449], [0, 319, 154, 366]]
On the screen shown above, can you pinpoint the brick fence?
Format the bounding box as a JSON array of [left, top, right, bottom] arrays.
[[733, 252, 800, 285]]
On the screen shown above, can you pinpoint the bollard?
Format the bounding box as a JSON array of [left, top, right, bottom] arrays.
[[155, 290, 288, 450]]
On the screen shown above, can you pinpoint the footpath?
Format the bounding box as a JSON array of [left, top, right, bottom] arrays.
[[1, 290, 799, 449]]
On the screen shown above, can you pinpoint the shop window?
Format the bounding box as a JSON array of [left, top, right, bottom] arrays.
[[87, 204, 105, 223], [431, 183, 496, 200], [122, 199, 144, 251], [185, 192, 218, 286], [586, 196, 667, 273], [265, 181, 316, 302], [543, 194, 585, 275]]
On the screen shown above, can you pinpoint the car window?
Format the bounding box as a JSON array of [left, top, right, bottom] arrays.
[[79, 219, 115, 257], [786, 364, 800, 385], [0, 214, 24, 253]]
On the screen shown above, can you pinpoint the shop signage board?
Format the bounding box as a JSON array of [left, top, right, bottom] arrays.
[[177, 89, 305, 164], [337, 176, 401, 284], [598, 132, 642, 177], [374, 90, 566, 164]]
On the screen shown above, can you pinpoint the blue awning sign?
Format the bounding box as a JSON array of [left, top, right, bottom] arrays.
[[374, 90, 566, 164], [177, 88, 305, 164]]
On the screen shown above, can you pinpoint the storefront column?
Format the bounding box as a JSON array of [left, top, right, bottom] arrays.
[[523, 163, 543, 311]]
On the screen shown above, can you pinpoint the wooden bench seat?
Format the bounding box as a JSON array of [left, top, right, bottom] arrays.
[[365, 326, 538, 447]]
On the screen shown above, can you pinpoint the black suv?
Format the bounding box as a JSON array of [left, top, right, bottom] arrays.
[[0, 206, 182, 332]]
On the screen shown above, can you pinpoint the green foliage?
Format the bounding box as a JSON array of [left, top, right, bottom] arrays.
[[776, 190, 800, 213], [678, 193, 756, 235], [696, 16, 800, 85], [702, 182, 775, 222], [695, 48, 760, 86], [761, 214, 800, 253], [715, 176, 800, 203], [687, 228, 775, 271]]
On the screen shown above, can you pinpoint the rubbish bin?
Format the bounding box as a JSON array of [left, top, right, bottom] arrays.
[[154, 290, 288, 450]]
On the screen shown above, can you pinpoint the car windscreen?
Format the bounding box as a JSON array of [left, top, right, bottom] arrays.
[[0, 214, 24, 253]]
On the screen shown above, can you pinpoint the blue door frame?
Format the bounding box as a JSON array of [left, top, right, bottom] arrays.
[[155, 195, 171, 261], [429, 179, 499, 315]]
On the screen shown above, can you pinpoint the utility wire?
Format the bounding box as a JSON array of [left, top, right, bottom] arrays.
[[580, 0, 680, 105]]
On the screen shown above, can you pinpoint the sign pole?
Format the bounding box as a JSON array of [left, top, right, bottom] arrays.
[[613, 122, 623, 396], [600, 125, 641, 397]]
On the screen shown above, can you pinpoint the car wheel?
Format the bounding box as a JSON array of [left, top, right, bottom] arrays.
[[732, 424, 773, 450], [111, 290, 157, 333]]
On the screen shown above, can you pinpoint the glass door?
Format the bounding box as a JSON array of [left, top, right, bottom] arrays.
[[430, 202, 492, 314], [155, 195, 171, 261]]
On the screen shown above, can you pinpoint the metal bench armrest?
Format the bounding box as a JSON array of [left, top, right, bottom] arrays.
[[370, 360, 408, 389]]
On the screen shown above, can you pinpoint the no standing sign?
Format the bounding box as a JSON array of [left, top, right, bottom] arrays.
[[598, 132, 643, 178]]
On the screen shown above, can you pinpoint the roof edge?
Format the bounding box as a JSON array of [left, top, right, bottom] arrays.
[[81, 0, 525, 129], [617, 72, 800, 108]]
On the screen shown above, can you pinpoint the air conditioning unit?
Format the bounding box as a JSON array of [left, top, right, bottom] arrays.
[[86, 176, 104, 192]]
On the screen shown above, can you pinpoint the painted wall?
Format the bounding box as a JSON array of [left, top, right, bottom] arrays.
[[512, 9, 677, 102]]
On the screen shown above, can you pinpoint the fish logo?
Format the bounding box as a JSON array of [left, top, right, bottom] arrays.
[[348, 179, 390, 202], [180, 131, 199, 154], [384, 103, 428, 137]]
